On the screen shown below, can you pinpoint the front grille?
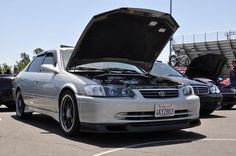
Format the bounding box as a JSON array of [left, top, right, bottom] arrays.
[[116, 109, 191, 121], [139, 89, 179, 98], [193, 86, 209, 95]]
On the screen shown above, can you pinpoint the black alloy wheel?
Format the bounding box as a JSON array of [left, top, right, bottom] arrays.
[[59, 90, 80, 136], [15, 91, 32, 119]]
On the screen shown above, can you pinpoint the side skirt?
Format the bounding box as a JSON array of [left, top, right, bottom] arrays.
[[26, 105, 59, 122]]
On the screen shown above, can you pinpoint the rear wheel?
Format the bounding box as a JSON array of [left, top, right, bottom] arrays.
[[59, 90, 80, 136], [15, 91, 32, 119]]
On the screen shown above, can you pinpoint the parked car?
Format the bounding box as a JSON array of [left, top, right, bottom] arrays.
[[151, 61, 222, 115], [0, 74, 15, 108], [218, 84, 236, 109], [13, 8, 200, 136], [185, 54, 236, 109]]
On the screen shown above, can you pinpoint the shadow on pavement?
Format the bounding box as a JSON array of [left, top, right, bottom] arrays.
[[11, 114, 206, 148], [218, 108, 236, 111], [200, 114, 226, 119]]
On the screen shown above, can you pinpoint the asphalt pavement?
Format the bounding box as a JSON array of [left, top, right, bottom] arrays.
[[0, 105, 236, 156]]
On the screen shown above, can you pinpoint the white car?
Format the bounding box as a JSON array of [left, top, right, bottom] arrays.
[[13, 8, 200, 136]]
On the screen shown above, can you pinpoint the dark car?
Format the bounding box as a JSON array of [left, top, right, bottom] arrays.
[[0, 74, 15, 108], [219, 85, 236, 109], [185, 54, 236, 109], [151, 61, 222, 115]]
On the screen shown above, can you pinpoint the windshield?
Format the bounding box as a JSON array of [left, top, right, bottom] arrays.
[[61, 50, 73, 69], [151, 62, 184, 77], [61, 49, 143, 73], [77, 62, 144, 73]]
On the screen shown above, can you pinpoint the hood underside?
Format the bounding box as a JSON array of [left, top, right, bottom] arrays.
[[185, 54, 227, 82], [67, 8, 179, 71]]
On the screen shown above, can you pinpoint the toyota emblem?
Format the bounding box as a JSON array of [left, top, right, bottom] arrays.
[[158, 91, 166, 97]]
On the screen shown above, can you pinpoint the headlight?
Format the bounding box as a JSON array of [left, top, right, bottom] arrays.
[[104, 86, 134, 97], [231, 88, 236, 93], [83, 85, 134, 97], [83, 85, 106, 96], [210, 84, 220, 94], [182, 85, 193, 96]]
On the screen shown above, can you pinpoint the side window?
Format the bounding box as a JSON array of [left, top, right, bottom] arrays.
[[27, 55, 45, 72], [42, 53, 55, 66]]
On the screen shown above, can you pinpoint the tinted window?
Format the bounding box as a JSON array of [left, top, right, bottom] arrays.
[[43, 53, 55, 66], [151, 62, 183, 77], [27, 55, 45, 72]]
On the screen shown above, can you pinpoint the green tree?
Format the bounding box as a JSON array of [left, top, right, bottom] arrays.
[[33, 48, 44, 55], [0, 63, 12, 74], [15, 52, 31, 73]]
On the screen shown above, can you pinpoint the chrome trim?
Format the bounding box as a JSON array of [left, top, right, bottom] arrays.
[[115, 109, 191, 120], [139, 88, 179, 98], [192, 86, 209, 95]]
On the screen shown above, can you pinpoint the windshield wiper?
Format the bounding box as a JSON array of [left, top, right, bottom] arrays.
[[69, 66, 106, 72], [167, 74, 183, 77], [102, 68, 140, 74]]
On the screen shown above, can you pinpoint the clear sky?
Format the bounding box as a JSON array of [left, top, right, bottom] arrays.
[[1, 0, 236, 67]]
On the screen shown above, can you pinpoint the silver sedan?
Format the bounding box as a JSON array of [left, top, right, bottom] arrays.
[[13, 8, 200, 136]]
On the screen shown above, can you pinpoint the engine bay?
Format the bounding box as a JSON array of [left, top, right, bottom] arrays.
[[76, 72, 181, 88]]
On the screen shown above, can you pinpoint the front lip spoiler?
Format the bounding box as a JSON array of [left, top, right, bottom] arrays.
[[79, 119, 201, 133]]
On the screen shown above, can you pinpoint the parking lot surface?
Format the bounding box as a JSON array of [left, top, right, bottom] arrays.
[[0, 105, 236, 156]]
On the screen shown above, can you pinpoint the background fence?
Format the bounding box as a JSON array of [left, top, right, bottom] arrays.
[[173, 30, 236, 44]]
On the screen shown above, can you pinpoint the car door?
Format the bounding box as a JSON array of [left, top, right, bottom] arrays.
[[20, 53, 45, 108], [37, 51, 58, 112]]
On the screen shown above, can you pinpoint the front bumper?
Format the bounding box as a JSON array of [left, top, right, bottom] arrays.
[[0, 90, 14, 105], [76, 93, 200, 132], [199, 93, 222, 111], [221, 93, 236, 106]]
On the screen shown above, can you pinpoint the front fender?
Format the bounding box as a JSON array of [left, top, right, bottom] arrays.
[[60, 83, 83, 95]]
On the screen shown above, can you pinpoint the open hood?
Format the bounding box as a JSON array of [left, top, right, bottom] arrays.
[[66, 8, 179, 71], [185, 54, 227, 82]]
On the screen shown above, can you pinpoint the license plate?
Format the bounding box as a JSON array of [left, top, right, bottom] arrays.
[[155, 104, 175, 117]]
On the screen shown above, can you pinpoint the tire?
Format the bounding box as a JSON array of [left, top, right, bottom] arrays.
[[200, 109, 214, 116], [169, 55, 178, 67], [59, 90, 80, 136], [184, 57, 190, 67], [221, 104, 235, 110], [15, 91, 32, 119]]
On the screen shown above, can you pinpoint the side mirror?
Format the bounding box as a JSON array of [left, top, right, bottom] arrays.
[[40, 64, 59, 74]]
